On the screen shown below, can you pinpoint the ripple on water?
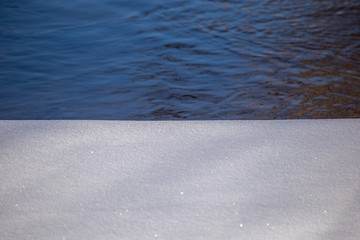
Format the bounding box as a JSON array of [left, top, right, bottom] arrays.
[[0, 0, 359, 119]]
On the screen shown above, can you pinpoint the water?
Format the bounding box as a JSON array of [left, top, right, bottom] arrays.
[[1, 0, 359, 119]]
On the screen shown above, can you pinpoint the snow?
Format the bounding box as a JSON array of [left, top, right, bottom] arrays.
[[0, 119, 359, 240]]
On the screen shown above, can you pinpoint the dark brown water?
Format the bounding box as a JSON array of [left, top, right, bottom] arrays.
[[1, 0, 359, 119]]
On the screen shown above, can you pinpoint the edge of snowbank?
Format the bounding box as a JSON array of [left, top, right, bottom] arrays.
[[1, 119, 359, 240]]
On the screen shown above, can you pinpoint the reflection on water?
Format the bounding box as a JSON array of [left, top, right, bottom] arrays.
[[0, 0, 359, 119]]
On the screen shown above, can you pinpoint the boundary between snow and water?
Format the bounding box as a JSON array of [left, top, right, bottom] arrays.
[[1, 119, 359, 240]]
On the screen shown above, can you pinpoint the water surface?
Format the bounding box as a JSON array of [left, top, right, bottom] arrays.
[[1, 0, 359, 119]]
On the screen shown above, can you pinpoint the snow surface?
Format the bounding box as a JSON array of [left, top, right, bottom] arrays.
[[0, 120, 359, 240]]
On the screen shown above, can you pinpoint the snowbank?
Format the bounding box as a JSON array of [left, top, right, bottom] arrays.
[[1, 120, 359, 240]]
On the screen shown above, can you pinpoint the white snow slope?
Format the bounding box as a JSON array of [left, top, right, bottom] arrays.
[[0, 120, 359, 240]]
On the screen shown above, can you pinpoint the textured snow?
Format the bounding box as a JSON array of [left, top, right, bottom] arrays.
[[0, 120, 359, 240]]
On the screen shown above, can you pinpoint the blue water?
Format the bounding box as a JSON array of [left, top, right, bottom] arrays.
[[1, 0, 359, 119]]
